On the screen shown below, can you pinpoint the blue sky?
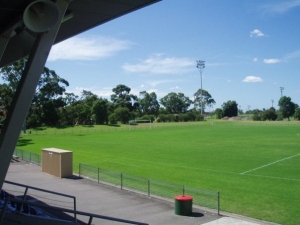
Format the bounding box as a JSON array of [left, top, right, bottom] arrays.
[[46, 0, 300, 112]]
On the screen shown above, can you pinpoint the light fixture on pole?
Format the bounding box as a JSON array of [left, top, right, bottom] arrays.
[[196, 60, 205, 115], [280, 86, 284, 97]]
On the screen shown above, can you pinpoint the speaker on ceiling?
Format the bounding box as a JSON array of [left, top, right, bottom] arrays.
[[23, 0, 60, 33]]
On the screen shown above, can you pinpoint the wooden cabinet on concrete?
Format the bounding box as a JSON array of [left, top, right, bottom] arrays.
[[42, 148, 73, 178]]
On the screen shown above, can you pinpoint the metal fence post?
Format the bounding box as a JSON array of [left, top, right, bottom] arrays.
[[121, 173, 123, 190], [73, 162, 220, 213], [74, 197, 77, 223], [79, 163, 81, 178], [22, 187, 29, 201], [0, 198, 9, 224], [218, 191, 220, 215]]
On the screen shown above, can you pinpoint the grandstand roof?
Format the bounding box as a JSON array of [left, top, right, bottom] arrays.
[[0, 0, 160, 67], [0, 0, 160, 191]]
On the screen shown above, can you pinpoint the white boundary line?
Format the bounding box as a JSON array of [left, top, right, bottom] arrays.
[[240, 153, 300, 175], [104, 155, 300, 182], [103, 160, 140, 168], [245, 174, 300, 182]]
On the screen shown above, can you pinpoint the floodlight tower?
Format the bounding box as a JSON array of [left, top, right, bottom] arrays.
[[196, 60, 205, 115], [280, 86, 284, 97]]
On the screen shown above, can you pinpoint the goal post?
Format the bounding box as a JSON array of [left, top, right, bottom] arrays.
[[128, 119, 152, 130]]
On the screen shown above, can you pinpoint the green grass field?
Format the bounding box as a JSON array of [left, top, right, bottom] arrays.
[[18, 121, 300, 225]]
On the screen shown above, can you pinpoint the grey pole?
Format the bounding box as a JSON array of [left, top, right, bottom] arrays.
[[0, 0, 70, 190], [280, 86, 284, 97], [196, 60, 205, 115]]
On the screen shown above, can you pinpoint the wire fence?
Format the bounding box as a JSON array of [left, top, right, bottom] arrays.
[[21, 122, 207, 136], [2, 180, 77, 222], [1, 181, 149, 225], [11, 149, 220, 214], [13, 149, 41, 165], [79, 163, 220, 214]]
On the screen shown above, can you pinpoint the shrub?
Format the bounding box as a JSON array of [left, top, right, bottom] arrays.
[[108, 113, 118, 124], [252, 113, 262, 121]]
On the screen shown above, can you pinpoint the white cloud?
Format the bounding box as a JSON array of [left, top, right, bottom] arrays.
[[170, 86, 180, 90], [148, 79, 178, 87], [243, 76, 263, 83], [253, 58, 258, 62], [122, 54, 194, 74], [263, 58, 280, 64], [261, 0, 300, 14], [283, 50, 300, 61], [207, 62, 228, 67], [250, 29, 265, 37], [66, 86, 112, 98], [48, 36, 132, 61]]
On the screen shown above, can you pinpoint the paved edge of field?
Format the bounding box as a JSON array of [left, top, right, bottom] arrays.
[[4, 160, 278, 225]]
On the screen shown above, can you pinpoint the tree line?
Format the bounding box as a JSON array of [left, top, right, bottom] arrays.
[[245, 96, 300, 121], [0, 59, 299, 128]]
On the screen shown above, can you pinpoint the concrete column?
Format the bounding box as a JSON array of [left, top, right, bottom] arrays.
[[0, 0, 71, 190]]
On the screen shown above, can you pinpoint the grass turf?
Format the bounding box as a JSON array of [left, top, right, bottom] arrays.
[[18, 120, 300, 225]]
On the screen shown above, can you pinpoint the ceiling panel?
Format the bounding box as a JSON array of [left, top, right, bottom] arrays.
[[0, 0, 160, 67]]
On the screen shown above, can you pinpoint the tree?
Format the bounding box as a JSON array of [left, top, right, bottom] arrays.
[[262, 107, 277, 121], [0, 58, 69, 127], [194, 89, 216, 113], [111, 84, 139, 112], [278, 96, 296, 121], [214, 108, 223, 119], [92, 98, 108, 124], [74, 104, 92, 125], [138, 91, 160, 116], [36, 67, 69, 103], [160, 92, 192, 114], [0, 83, 14, 108], [42, 101, 59, 126], [32, 68, 69, 126], [114, 107, 132, 124], [80, 90, 98, 107], [294, 108, 300, 120], [0, 59, 25, 108], [222, 100, 238, 117]]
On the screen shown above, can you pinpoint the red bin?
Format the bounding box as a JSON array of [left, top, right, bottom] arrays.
[[174, 195, 193, 216]]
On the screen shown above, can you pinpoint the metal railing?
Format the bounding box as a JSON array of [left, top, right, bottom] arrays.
[[10, 149, 220, 214], [79, 163, 220, 214], [13, 149, 41, 165], [0, 195, 148, 225], [2, 180, 77, 222]]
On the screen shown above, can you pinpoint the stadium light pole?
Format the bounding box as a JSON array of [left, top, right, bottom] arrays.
[[280, 86, 284, 97], [196, 60, 205, 115]]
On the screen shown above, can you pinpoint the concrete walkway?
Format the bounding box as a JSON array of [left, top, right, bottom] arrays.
[[3, 161, 276, 225]]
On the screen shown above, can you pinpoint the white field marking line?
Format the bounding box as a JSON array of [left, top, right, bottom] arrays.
[[109, 156, 237, 175], [240, 153, 300, 175], [245, 174, 300, 182], [103, 160, 140, 168], [105, 156, 300, 183]]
